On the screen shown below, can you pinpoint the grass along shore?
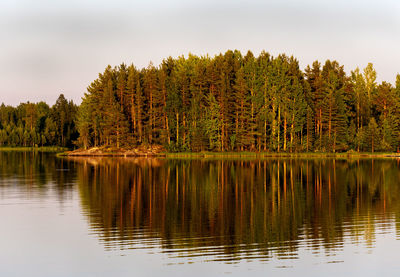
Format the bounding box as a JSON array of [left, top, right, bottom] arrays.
[[164, 151, 400, 159], [0, 146, 69, 152]]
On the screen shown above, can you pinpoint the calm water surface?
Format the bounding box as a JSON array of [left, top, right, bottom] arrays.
[[1, 152, 400, 276]]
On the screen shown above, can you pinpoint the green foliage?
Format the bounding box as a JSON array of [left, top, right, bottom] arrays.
[[3, 50, 399, 153], [72, 53, 400, 152], [396, 74, 400, 98], [367, 118, 379, 152], [0, 95, 77, 148], [204, 92, 222, 151]]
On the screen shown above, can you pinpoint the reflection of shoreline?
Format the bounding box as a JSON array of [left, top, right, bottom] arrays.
[[66, 156, 165, 167], [76, 158, 400, 262], [64, 149, 400, 159], [64, 145, 165, 157]]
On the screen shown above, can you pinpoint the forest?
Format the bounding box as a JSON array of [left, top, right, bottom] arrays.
[[1, 50, 400, 152], [0, 94, 78, 147]]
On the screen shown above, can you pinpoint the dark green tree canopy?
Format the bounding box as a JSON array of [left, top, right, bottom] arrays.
[[2, 50, 399, 153], [0, 94, 77, 147]]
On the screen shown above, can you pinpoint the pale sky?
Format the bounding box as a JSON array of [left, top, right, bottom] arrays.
[[0, 0, 399, 106]]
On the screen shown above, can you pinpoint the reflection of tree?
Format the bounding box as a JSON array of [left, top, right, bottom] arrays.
[[74, 157, 400, 261], [0, 151, 75, 191], [4, 153, 400, 261], [0, 152, 76, 201]]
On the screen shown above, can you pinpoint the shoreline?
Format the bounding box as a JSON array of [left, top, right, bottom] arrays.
[[63, 147, 400, 159], [2, 146, 399, 159], [0, 146, 68, 152], [165, 152, 400, 159]]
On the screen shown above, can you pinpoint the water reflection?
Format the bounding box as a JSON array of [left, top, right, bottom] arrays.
[[69, 157, 400, 262], [2, 152, 400, 263], [0, 151, 76, 201]]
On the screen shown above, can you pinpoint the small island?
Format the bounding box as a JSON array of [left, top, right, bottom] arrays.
[[1, 50, 400, 156]]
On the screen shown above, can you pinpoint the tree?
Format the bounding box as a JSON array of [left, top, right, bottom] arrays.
[[233, 66, 251, 150], [51, 94, 77, 147], [395, 74, 400, 98], [351, 68, 368, 130], [204, 92, 222, 151], [243, 51, 258, 150], [364, 63, 377, 102], [367, 118, 379, 152], [305, 61, 324, 151], [76, 99, 92, 149]]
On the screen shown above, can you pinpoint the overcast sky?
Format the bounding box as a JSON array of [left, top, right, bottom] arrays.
[[1, 0, 399, 106]]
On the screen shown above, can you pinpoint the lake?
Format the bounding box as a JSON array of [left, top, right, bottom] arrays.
[[1, 152, 400, 276]]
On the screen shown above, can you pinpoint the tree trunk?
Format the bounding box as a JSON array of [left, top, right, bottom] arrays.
[[277, 106, 280, 152], [251, 88, 254, 150], [284, 115, 287, 152], [117, 128, 120, 148], [120, 89, 123, 112], [290, 120, 294, 153], [166, 115, 170, 145], [183, 113, 186, 146], [235, 110, 239, 150], [131, 94, 136, 139], [333, 130, 336, 153], [372, 136, 374, 153], [149, 84, 153, 144], [264, 77, 268, 151], [176, 113, 179, 144], [319, 109, 322, 149], [328, 105, 332, 140], [163, 84, 170, 145]]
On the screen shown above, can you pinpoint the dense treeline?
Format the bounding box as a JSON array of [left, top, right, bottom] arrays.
[[0, 94, 78, 147], [2, 50, 400, 152], [77, 50, 400, 152]]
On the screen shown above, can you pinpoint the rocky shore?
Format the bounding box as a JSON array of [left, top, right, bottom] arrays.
[[65, 145, 165, 157]]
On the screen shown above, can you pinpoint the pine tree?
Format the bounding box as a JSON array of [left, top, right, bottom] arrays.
[[256, 50, 272, 151], [76, 99, 92, 149], [233, 66, 251, 150], [286, 56, 306, 152], [126, 64, 137, 141], [364, 63, 377, 103], [395, 74, 400, 98], [243, 51, 258, 150], [374, 82, 394, 120], [188, 56, 208, 151], [204, 92, 221, 151], [116, 63, 127, 112], [380, 118, 396, 151], [351, 68, 368, 130], [367, 118, 379, 152], [51, 94, 77, 147], [305, 61, 324, 151]]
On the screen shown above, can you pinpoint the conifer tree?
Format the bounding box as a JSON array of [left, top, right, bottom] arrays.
[[204, 91, 222, 151], [76, 99, 92, 149], [233, 66, 251, 150], [126, 64, 137, 140], [305, 61, 324, 150], [351, 68, 368, 130], [367, 118, 379, 152], [395, 74, 400, 98], [243, 51, 258, 150], [117, 63, 127, 112]]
